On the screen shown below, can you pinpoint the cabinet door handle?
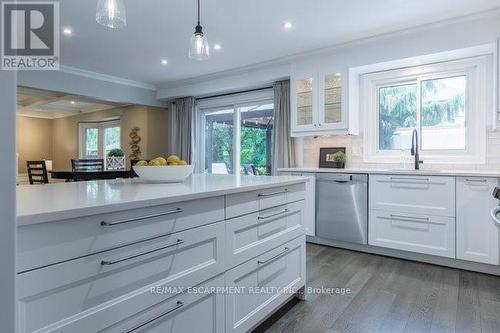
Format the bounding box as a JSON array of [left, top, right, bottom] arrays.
[[258, 209, 289, 220], [390, 177, 429, 182], [465, 178, 488, 183], [101, 239, 184, 266], [258, 189, 287, 197], [258, 247, 289, 265], [124, 301, 184, 333], [101, 208, 183, 227], [389, 214, 430, 222]]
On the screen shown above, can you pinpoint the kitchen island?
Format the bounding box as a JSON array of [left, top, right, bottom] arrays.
[[16, 174, 308, 333]]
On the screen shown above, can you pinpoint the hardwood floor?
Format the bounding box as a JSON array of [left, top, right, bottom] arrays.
[[253, 243, 500, 333]]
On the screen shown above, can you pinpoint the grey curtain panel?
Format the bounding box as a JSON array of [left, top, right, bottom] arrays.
[[170, 97, 194, 163], [272, 80, 295, 175]]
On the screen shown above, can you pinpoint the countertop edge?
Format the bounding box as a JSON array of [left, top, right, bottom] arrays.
[[17, 177, 308, 226], [278, 168, 500, 178]]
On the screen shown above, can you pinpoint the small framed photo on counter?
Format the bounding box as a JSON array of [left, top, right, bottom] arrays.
[[319, 147, 346, 168]]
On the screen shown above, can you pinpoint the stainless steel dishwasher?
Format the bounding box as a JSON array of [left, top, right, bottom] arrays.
[[316, 173, 368, 244]]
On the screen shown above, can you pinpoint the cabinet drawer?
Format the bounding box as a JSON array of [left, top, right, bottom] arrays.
[[18, 196, 224, 272], [368, 210, 455, 258], [226, 236, 306, 333], [102, 275, 225, 333], [17, 222, 225, 333], [369, 175, 455, 217], [226, 183, 305, 219], [225, 201, 304, 268]]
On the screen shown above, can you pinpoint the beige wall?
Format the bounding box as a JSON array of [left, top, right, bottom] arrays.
[[51, 105, 169, 170], [16, 116, 53, 174]]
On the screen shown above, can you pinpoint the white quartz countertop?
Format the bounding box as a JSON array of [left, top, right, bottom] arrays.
[[17, 174, 308, 226], [279, 167, 500, 178]]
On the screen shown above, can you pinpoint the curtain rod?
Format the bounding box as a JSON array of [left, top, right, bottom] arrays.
[[195, 86, 273, 101]]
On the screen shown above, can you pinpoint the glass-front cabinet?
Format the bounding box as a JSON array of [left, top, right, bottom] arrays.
[[291, 69, 349, 136], [291, 72, 317, 132]]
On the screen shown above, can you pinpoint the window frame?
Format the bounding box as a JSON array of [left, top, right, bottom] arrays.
[[361, 55, 490, 164], [78, 119, 121, 159], [195, 89, 274, 174]]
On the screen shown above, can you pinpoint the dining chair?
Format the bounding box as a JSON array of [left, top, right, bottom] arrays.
[[71, 159, 105, 171], [26, 160, 49, 185]]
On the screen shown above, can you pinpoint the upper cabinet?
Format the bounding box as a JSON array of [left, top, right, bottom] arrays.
[[295, 76, 315, 130], [291, 66, 355, 137]]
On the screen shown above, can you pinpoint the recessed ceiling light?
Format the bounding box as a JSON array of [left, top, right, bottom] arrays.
[[213, 44, 222, 51], [63, 27, 73, 36], [283, 22, 292, 30], [161, 59, 168, 65], [70, 100, 76, 105]]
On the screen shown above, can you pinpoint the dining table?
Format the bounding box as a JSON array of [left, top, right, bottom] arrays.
[[49, 169, 132, 182]]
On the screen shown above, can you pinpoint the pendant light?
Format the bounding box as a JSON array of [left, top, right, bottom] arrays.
[[96, 0, 127, 29], [188, 0, 210, 60]]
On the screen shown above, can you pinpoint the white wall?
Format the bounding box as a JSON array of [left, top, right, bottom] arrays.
[[0, 72, 17, 332], [18, 68, 167, 108], [157, 9, 500, 100]]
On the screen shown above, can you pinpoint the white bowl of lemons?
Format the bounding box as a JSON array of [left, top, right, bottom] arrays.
[[133, 155, 194, 183]]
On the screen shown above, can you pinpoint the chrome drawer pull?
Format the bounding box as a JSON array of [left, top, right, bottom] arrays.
[[258, 247, 289, 265], [124, 301, 184, 333], [258, 189, 288, 197], [101, 239, 184, 266], [389, 214, 430, 222], [101, 208, 183, 227], [465, 178, 487, 183], [258, 209, 289, 220], [390, 177, 429, 182]]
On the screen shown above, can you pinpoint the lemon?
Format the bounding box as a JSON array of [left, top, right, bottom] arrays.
[[154, 157, 167, 166], [167, 155, 180, 164], [135, 160, 148, 167], [148, 159, 162, 166], [178, 160, 187, 165]]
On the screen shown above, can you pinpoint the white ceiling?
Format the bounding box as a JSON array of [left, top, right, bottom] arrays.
[[17, 87, 127, 119], [60, 0, 500, 85]]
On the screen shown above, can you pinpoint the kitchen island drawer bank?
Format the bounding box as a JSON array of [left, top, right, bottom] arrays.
[[16, 175, 308, 333]]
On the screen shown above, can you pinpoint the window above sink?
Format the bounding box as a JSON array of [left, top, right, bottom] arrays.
[[359, 51, 493, 165]]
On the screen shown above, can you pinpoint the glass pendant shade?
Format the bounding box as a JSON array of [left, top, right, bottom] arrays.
[[189, 31, 210, 60], [96, 0, 127, 29]]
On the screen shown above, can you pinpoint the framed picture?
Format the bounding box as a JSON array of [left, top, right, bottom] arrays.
[[319, 147, 346, 168]]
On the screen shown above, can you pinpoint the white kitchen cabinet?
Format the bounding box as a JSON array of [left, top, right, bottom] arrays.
[[225, 183, 305, 219], [17, 196, 225, 272], [104, 275, 225, 333], [291, 67, 354, 136], [225, 201, 304, 268], [456, 177, 500, 265], [278, 172, 315, 236], [369, 210, 456, 258], [369, 174, 455, 217], [225, 236, 306, 333], [17, 222, 225, 333]]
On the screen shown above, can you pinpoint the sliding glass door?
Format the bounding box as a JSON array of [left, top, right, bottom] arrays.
[[198, 91, 274, 175]]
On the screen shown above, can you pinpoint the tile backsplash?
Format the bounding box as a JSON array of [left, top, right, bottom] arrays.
[[298, 129, 500, 171]]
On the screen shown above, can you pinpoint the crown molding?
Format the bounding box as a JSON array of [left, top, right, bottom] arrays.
[[59, 65, 156, 91]]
